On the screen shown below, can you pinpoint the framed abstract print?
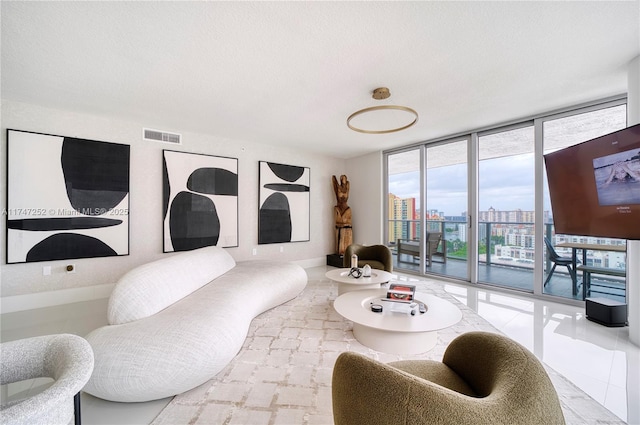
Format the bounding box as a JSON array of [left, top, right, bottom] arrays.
[[163, 150, 238, 252], [6, 129, 130, 263], [258, 161, 310, 244]]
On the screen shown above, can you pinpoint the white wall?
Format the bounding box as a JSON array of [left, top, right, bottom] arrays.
[[345, 151, 384, 245], [0, 100, 344, 304]]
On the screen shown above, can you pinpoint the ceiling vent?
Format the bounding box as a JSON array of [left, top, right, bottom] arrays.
[[143, 128, 182, 145]]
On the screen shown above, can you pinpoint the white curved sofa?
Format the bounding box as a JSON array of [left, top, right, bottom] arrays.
[[83, 246, 307, 402]]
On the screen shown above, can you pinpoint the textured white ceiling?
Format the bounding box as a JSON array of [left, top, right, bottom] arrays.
[[2, 1, 639, 159]]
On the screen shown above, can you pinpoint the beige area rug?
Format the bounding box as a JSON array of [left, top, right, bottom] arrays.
[[151, 275, 624, 425]]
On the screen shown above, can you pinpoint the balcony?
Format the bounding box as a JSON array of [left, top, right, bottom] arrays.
[[389, 220, 626, 303]]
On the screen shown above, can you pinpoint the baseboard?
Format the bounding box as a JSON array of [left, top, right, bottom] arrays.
[[1, 259, 326, 314], [292, 257, 326, 269], [1, 283, 115, 314]]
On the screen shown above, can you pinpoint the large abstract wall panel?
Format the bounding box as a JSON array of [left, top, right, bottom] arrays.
[[6, 130, 130, 263], [163, 150, 238, 252], [258, 161, 310, 244]]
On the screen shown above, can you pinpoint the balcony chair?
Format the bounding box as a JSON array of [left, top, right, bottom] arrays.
[[0, 334, 94, 425], [332, 331, 565, 425], [343, 244, 393, 273], [426, 231, 446, 267], [543, 236, 577, 291]]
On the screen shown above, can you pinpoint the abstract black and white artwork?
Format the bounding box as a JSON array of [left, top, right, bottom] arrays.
[[163, 150, 238, 252], [6, 130, 130, 263], [258, 161, 310, 244]]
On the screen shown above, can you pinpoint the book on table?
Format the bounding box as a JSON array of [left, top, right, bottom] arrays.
[[385, 284, 416, 303]]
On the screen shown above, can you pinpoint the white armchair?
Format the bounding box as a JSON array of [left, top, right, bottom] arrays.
[[1, 334, 94, 425]]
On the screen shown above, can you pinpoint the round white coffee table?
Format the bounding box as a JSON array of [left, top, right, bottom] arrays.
[[333, 289, 462, 354], [326, 268, 393, 295]]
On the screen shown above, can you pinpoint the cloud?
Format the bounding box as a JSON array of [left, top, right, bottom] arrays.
[[389, 154, 539, 215]]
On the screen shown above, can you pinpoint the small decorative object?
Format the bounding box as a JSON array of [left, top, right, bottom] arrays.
[[348, 267, 362, 279], [350, 254, 358, 269], [370, 304, 383, 313], [333, 175, 352, 256], [362, 264, 372, 277]]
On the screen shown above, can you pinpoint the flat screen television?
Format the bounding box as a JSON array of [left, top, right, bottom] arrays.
[[544, 122, 640, 240]]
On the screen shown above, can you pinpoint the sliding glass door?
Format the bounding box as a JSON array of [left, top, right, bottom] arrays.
[[425, 139, 468, 280], [387, 149, 421, 273], [477, 124, 535, 292]]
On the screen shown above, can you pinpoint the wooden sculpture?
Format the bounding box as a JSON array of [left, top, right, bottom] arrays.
[[332, 175, 353, 256]]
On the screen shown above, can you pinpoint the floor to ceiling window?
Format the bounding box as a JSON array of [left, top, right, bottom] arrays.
[[542, 102, 628, 302], [387, 149, 421, 271], [387, 142, 469, 280], [425, 139, 468, 280], [384, 96, 628, 304], [478, 124, 535, 291]]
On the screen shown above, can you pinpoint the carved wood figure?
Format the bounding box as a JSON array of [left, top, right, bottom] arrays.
[[332, 175, 353, 255]]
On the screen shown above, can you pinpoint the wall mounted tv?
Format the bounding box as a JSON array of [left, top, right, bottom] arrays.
[[544, 123, 640, 240]]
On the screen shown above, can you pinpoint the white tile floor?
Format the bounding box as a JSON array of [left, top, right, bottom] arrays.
[[441, 282, 640, 425], [1, 265, 639, 425]]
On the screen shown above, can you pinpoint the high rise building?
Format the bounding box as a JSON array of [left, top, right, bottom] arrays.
[[388, 193, 417, 243]]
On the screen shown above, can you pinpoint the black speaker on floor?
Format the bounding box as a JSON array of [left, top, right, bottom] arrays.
[[585, 297, 627, 327], [326, 254, 343, 268]]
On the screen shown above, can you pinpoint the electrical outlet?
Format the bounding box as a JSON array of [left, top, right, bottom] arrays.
[[279, 246, 284, 253], [43, 266, 51, 276], [252, 248, 257, 256]]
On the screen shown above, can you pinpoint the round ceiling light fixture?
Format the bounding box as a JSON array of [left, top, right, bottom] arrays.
[[347, 88, 418, 134]]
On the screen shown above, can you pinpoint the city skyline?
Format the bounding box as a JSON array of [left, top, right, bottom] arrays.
[[388, 154, 556, 217], [390, 192, 545, 223]]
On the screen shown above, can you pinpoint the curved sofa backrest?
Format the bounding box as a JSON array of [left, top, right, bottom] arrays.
[[108, 246, 236, 325]]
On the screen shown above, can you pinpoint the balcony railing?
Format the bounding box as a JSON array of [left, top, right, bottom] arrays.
[[388, 220, 626, 302], [388, 219, 626, 269]]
